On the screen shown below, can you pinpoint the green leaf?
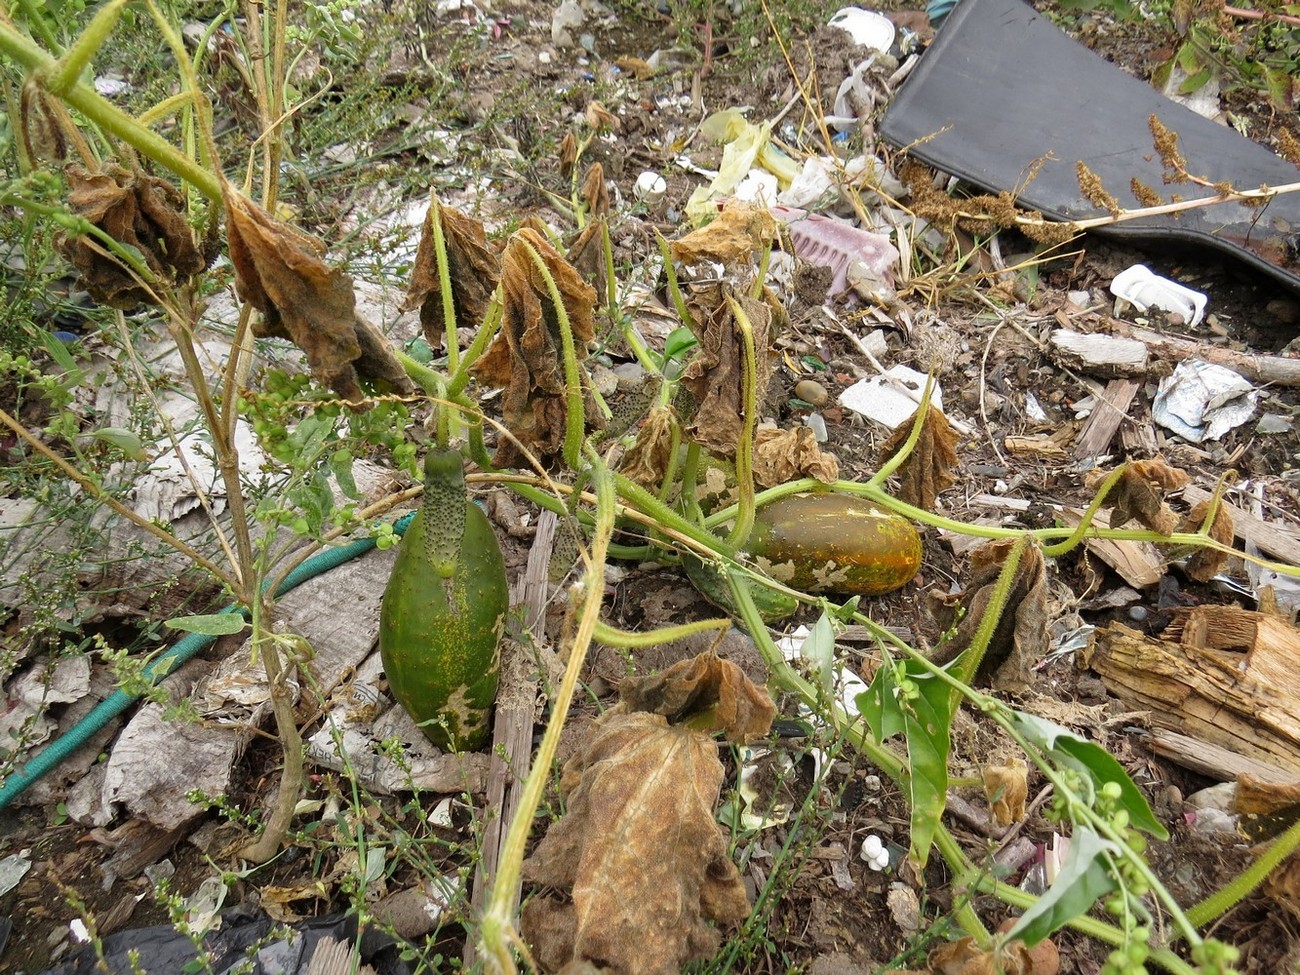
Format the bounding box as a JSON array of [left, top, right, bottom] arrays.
[[800, 611, 836, 697], [1005, 827, 1118, 946], [165, 613, 247, 636], [857, 649, 905, 744], [663, 326, 699, 363], [901, 667, 953, 866], [1263, 65, 1293, 112], [36, 326, 84, 385], [1177, 67, 1212, 95], [330, 448, 361, 500], [856, 652, 954, 865], [1010, 711, 1168, 840], [84, 426, 149, 460]]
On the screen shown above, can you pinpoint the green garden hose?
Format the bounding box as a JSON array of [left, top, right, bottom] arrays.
[[0, 512, 416, 811]]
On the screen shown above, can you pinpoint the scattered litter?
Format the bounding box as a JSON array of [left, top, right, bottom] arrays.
[[772, 205, 898, 298], [550, 0, 584, 47], [1152, 359, 1257, 442], [1110, 264, 1208, 327], [838, 363, 942, 430], [633, 170, 666, 204], [737, 746, 792, 829], [828, 8, 896, 52], [0, 852, 31, 896], [685, 110, 799, 222], [860, 834, 890, 871]]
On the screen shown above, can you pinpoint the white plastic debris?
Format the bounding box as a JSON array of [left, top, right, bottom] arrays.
[[0, 853, 31, 897], [828, 8, 896, 52], [1110, 263, 1207, 327], [838, 364, 942, 430], [860, 833, 890, 871], [1152, 359, 1257, 443], [733, 168, 780, 206], [550, 0, 585, 47], [633, 170, 666, 204]]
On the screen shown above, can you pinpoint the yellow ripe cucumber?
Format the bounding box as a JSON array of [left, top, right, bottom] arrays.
[[746, 492, 921, 596], [379, 449, 508, 751]]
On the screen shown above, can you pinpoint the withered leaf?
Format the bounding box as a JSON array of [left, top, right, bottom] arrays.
[[585, 100, 620, 133], [580, 162, 610, 220], [402, 196, 500, 352], [679, 286, 773, 461], [929, 935, 1059, 975], [567, 220, 608, 305], [559, 131, 579, 181], [880, 405, 960, 511], [471, 228, 600, 467], [225, 187, 411, 403], [752, 424, 839, 488], [1087, 458, 1190, 535], [618, 650, 775, 743], [521, 707, 752, 975], [60, 162, 211, 308], [21, 79, 67, 165], [670, 202, 777, 267], [981, 757, 1028, 826], [620, 405, 677, 487], [929, 539, 1048, 693], [1178, 498, 1235, 582]]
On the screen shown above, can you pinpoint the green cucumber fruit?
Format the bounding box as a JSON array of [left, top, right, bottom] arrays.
[[681, 552, 800, 622], [379, 449, 508, 751], [747, 492, 921, 596]]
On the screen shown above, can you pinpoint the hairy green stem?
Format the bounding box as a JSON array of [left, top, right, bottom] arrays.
[[866, 373, 938, 489], [447, 291, 503, 397], [478, 454, 616, 974], [725, 296, 758, 549], [42, 0, 128, 95], [655, 230, 696, 332], [518, 238, 585, 470], [592, 616, 731, 648], [0, 24, 221, 200]]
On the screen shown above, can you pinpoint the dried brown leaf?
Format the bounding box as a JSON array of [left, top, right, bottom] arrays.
[[567, 220, 608, 305], [618, 650, 775, 743], [521, 707, 752, 975], [60, 162, 211, 308], [982, 757, 1028, 826], [1235, 773, 1300, 818], [21, 80, 66, 165], [752, 425, 839, 489], [471, 228, 599, 467], [670, 203, 778, 267], [559, 132, 578, 181], [580, 162, 610, 219], [585, 100, 620, 133], [621, 405, 677, 487], [1179, 499, 1235, 582], [930, 936, 1058, 975], [1086, 458, 1190, 536], [880, 406, 960, 510], [930, 540, 1048, 693], [402, 198, 500, 352], [226, 189, 411, 403], [679, 286, 772, 460]]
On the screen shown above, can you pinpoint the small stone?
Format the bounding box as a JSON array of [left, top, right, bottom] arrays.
[[886, 882, 921, 933], [794, 378, 829, 407]]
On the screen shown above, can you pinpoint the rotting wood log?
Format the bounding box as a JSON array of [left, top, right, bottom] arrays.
[[1083, 616, 1300, 776]]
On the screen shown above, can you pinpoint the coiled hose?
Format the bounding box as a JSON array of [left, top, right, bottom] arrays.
[[0, 512, 416, 811]]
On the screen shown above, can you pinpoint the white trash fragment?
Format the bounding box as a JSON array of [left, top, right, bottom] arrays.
[[828, 8, 896, 52], [838, 364, 942, 431], [0, 853, 31, 897], [733, 168, 780, 206], [550, 0, 585, 47], [1110, 263, 1207, 327], [861, 833, 890, 871], [1152, 359, 1257, 443], [633, 170, 666, 204]]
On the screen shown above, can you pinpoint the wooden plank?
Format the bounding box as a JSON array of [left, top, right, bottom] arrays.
[[1074, 378, 1140, 461], [1181, 485, 1300, 568], [1084, 622, 1300, 775], [1141, 729, 1300, 784]]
